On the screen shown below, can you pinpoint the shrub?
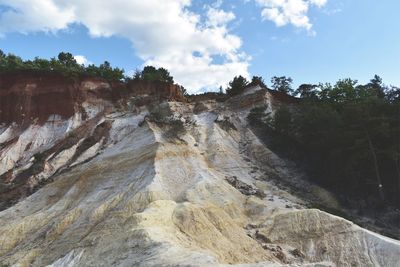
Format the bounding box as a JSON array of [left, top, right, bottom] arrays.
[[164, 119, 185, 139], [148, 107, 187, 140], [215, 116, 237, 131]]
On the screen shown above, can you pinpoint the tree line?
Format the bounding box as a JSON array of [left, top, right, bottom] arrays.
[[0, 50, 175, 84]]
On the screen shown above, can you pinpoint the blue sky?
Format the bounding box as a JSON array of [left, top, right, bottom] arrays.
[[0, 0, 399, 93]]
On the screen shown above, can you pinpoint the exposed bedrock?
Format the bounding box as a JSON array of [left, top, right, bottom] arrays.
[[0, 77, 399, 267]]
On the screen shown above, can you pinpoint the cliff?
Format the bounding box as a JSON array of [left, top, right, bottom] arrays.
[[0, 74, 399, 267], [0, 70, 186, 125]]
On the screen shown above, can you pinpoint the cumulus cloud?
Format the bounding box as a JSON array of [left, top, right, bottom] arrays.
[[255, 0, 327, 33], [73, 55, 91, 66], [206, 7, 236, 27], [310, 0, 328, 8], [0, 0, 249, 93], [0, 0, 75, 34]]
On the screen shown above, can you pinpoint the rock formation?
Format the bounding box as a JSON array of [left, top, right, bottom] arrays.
[[0, 75, 399, 266]]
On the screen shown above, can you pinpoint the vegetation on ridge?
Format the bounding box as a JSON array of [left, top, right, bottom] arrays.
[[0, 51, 124, 81], [0, 50, 179, 85], [248, 75, 400, 212], [132, 66, 174, 84]]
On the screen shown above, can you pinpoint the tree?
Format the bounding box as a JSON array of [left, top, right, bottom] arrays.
[[4, 54, 24, 70], [386, 86, 400, 102], [102, 61, 112, 69], [250, 76, 267, 87], [142, 66, 158, 81], [58, 52, 77, 67], [31, 57, 52, 71], [248, 106, 268, 126], [99, 61, 124, 81], [133, 69, 142, 80], [328, 78, 358, 103], [271, 76, 293, 94], [317, 82, 333, 100], [251, 75, 400, 209], [157, 67, 174, 83], [226, 75, 249, 96], [273, 106, 293, 136], [175, 85, 188, 96], [295, 84, 318, 99], [363, 75, 385, 98], [141, 66, 174, 83]]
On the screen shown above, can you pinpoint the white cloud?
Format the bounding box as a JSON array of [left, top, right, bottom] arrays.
[[211, 0, 224, 8], [310, 0, 327, 8], [206, 7, 235, 27], [73, 55, 91, 66], [0, 0, 249, 93], [0, 0, 75, 34], [255, 0, 327, 33]]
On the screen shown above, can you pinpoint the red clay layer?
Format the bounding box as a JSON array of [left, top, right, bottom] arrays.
[[0, 70, 186, 125]]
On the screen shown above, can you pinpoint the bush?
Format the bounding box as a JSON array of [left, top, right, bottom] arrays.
[[148, 107, 186, 140], [215, 116, 237, 131], [164, 119, 185, 139]]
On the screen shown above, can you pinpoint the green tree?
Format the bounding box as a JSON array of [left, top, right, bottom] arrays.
[[226, 75, 249, 96], [253, 76, 400, 208], [157, 67, 174, 83], [31, 57, 52, 71], [386, 86, 400, 102], [133, 69, 142, 80], [367, 75, 385, 98], [317, 82, 333, 100], [58, 52, 78, 67], [248, 106, 268, 126], [273, 106, 293, 136], [141, 66, 174, 83], [178, 85, 188, 96], [250, 76, 267, 87], [5, 54, 24, 70], [295, 84, 318, 99], [271, 76, 293, 94], [142, 66, 158, 81], [327, 78, 358, 103], [99, 61, 124, 81]]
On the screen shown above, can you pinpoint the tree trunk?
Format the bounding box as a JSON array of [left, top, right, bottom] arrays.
[[365, 129, 385, 202]]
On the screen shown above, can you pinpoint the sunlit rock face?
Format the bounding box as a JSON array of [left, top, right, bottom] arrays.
[[0, 78, 399, 267], [0, 71, 186, 208]]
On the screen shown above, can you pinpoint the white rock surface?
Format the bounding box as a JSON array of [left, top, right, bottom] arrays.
[[0, 94, 399, 267]]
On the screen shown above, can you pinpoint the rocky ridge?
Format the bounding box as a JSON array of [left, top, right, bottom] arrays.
[[0, 75, 399, 266]]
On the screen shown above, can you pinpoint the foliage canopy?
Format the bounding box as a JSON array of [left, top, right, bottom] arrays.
[[249, 75, 400, 211]]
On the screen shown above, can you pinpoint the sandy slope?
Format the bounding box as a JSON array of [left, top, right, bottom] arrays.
[[0, 92, 399, 267]]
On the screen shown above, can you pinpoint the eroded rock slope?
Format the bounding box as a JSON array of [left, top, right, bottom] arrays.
[[0, 78, 399, 267]]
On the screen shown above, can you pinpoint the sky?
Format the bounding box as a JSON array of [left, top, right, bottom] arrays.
[[0, 0, 399, 94]]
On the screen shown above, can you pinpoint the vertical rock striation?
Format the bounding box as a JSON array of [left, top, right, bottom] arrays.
[[0, 74, 399, 267]]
